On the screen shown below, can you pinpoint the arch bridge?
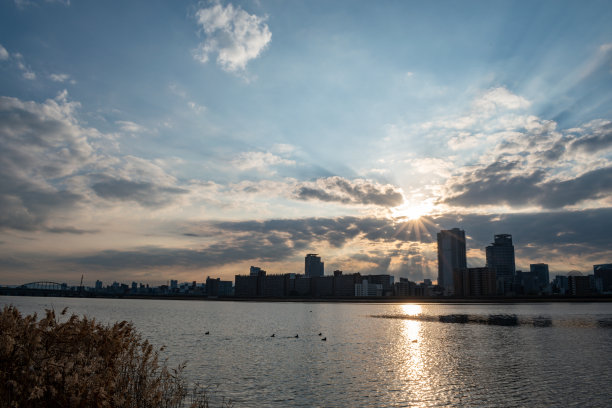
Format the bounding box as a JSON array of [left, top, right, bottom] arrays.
[[18, 281, 64, 291]]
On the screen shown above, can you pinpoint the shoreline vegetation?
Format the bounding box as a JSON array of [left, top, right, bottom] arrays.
[[0, 306, 233, 408]]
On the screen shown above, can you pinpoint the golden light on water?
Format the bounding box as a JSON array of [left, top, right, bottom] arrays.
[[394, 303, 429, 403], [399, 304, 423, 349], [400, 304, 422, 317]]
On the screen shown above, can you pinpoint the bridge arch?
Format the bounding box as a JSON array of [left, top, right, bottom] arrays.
[[18, 282, 64, 291]]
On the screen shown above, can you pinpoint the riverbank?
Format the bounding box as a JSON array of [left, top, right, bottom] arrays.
[[2, 288, 612, 303]]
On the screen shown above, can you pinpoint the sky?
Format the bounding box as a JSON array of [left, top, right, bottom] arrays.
[[1, 0, 611, 286]]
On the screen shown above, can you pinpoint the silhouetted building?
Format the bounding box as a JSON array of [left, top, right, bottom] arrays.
[[552, 275, 569, 295], [305, 254, 324, 277], [206, 277, 232, 296], [332, 271, 359, 297], [486, 234, 516, 295], [594, 264, 612, 293], [363, 274, 395, 296], [235, 271, 265, 297], [515, 264, 550, 295], [355, 279, 382, 296], [454, 267, 496, 297], [437, 228, 467, 295], [312, 276, 334, 297], [568, 275, 597, 296], [530, 263, 550, 284], [250, 266, 263, 276], [395, 278, 418, 297], [262, 274, 287, 297], [293, 275, 311, 296]]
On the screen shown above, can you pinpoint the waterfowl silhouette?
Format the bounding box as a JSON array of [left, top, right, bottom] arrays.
[[294, 334, 299, 338], [271, 334, 275, 337], [205, 331, 210, 335], [321, 337, 327, 341]]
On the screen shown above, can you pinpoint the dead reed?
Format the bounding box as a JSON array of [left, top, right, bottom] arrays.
[[0, 305, 232, 408]]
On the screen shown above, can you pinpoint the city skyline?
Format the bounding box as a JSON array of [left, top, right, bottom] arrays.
[[1, 0, 612, 285]]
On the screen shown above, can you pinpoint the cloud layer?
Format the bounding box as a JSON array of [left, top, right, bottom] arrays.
[[294, 177, 404, 207]]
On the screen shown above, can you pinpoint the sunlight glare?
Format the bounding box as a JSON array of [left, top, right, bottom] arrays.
[[401, 304, 422, 316], [391, 201, 434, 221]]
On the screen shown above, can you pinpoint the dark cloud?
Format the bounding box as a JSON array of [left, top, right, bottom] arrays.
[[213, 216, 437, 248], [92, 177, 188, 207], [44, 226, 98, 234], [540, 139, 566, 162], [2, 208, 610, 281], [0, 184, 83, 231], [569, 122, 612, 153], [445, 159, 612, 209], [0, 95, 90, 231], [294, 176, 404, 207]]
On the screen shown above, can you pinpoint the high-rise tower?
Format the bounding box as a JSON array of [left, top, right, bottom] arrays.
[[486, 234, 516, 294], [437, 228, 467, 295], [305, 254, 324, 277]]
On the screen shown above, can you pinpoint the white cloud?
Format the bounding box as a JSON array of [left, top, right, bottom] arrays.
[[49, 73, 75, 84], [116, 120, 147, 133], [168, 83, 187, 98], [600, 43, 612, 53], [194, 2, 271, 73], [0, 44, 8, 60], [14, 53, 36, 80], [473, 87, 531, 113], [408, 157, 453, 177], [188, 101, 207, 114], [271, 143, 295, 154], [232, 151, 295, 172]]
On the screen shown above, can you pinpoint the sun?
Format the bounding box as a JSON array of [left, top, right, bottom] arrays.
[[390, 200, 434, 221]]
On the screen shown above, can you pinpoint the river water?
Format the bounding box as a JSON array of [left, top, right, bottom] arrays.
[[3, 296, 612, 407]]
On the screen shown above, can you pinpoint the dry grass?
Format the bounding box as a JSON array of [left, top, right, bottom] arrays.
[[0, 305, 232, 408]]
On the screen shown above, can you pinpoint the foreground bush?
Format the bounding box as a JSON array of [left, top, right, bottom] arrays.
[[0, 305, 230, 408]]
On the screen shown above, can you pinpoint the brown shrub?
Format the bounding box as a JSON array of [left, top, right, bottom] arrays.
[[0, 305, 231, 408]]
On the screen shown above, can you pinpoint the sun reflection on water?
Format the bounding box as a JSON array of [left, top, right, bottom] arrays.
[[391, 304, 433, 407]]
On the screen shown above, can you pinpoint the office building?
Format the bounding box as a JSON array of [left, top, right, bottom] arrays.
[[454, 267, 497, 297], [568, 275, 597, 296], [486, 234, 516, 294], [594, 264, 612, 293], [437, 228, 467, 295], [305, 254, 324, 277], [332, 271, 360, 297], [530, 263, 550, 286], [250, 266, 264, 276], [355, 279, 383, 296]]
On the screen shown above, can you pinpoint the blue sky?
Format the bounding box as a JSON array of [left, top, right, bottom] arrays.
[[1, 0, 611, 285]]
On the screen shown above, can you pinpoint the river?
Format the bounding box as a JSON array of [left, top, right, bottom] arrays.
[[3, 296, 612, 407]]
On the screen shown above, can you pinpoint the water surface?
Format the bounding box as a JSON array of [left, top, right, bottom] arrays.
[[3, 297, 611, 407]]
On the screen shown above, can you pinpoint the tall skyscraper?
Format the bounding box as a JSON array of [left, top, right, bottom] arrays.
[[486, 234, 516, 294], [437, 228, 467, 295], [305, 254, 324, 277]]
